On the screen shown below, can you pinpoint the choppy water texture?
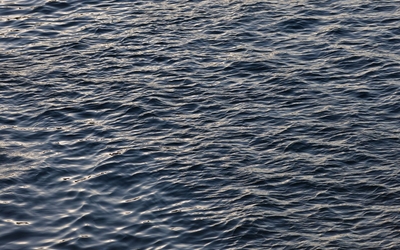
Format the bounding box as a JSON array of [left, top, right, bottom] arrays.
[[1, 0, 400, 249]]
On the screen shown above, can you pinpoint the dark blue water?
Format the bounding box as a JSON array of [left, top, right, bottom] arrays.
[[1, 0, 400, 249]]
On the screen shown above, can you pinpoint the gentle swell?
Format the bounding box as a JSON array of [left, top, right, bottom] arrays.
[[1, 0, 400, 249]]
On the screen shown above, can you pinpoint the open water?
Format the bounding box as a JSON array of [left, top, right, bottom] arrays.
[[1, 0, 400, 249]]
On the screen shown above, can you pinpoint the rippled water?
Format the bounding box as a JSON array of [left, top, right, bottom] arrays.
[[1, 0, 400, 249]]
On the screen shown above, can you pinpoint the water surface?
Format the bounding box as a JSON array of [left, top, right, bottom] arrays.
[[1, 0, 400, 249]]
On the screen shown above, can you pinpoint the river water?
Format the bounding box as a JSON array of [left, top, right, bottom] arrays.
[[1, 0, 400, 249]]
